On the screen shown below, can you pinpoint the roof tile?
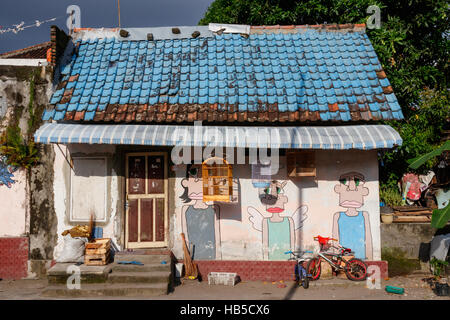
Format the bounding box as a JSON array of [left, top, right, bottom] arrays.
[[45, 25, 403, 123]]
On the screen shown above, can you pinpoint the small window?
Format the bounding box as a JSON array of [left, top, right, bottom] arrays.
[[202, 157, 233, 202], [286, 150, 316, 177]]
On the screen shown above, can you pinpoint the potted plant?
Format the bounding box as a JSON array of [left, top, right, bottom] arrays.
[[380, 186, 401, 224], [430, 257, 449, 296]]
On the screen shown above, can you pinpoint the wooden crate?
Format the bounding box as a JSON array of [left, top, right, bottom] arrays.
[[84, 253, 110, 266], [84, 238, 111, 265], [85, 238, 111, 255]]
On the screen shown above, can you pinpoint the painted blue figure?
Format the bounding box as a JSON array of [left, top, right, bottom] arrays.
[[332, 172, 373, 260], [0, 156, 17, 188]]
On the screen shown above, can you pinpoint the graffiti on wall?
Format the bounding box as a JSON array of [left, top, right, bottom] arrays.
[[180, 164, 222, 260], [332, 172, 373, 260], [248, 180, 308, 260], [0, 155, 17, 188]]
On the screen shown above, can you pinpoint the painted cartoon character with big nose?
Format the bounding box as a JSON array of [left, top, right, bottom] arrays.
[[332, 172, 373, 260]]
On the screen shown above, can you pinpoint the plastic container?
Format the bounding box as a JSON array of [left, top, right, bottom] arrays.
[[208, 272, 238, 286], [385, 285, 404, 294]]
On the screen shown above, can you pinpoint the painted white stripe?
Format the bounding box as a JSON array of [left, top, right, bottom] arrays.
[[78, 125, 92, 143], [34, 122, 52, 142], [312, 127, 323, 148], [99, 125, 109, 144], [332, 126, 345, 149], [361, 125, 377, 149], [142, 124, 150, 144], [341, 126, 353, 148], [109, 124, 122, 144], [130, 125, 140, 144]]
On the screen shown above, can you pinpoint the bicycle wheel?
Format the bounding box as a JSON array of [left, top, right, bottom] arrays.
[[306, 258, 321, 281], [300, 270, 309, 289], [344, 258, 368, 281]]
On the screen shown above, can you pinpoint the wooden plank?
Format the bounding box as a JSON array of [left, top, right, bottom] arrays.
[[85, 247, 110, 255], [84, 253, 110, 266], [155, 198, 165, 242], [148, 155, 164, 194], [140, 198, 153, 242], [393, 215, 431, 223], [393, 210, 432, 216], [128, 155, 146, 194], [392, 206, 432, 212], [85, 238, 111, 249], [128, 199, 139, 242]]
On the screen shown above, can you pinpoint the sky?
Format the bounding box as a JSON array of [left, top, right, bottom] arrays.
[[0, 0, 214, 54]]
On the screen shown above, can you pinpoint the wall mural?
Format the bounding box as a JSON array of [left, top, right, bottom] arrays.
[[332, 172, 373, 260], [248, 180, 308, 260], [180, 164, 222, 260], [0, 155, 17, 188]]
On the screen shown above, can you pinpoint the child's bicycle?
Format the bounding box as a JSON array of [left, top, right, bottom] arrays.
[[284, 250, 314, 289], [306, 236, 368, 281]]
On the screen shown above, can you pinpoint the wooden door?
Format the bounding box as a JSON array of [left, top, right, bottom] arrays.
[[125, 152, 168, 248]]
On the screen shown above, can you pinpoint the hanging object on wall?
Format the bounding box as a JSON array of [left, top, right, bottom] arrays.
[[251, 161, 272, 188]]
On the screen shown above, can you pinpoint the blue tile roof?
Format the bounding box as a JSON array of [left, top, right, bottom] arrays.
[[44, 24, 404, 123]]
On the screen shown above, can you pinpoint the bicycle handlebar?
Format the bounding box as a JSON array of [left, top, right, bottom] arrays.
[[284, 250, 314, 255]]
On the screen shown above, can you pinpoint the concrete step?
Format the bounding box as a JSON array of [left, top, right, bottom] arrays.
[[113, 254, 170, 265], [41, 283, 168, 298], [47, 263, 112, 284], [111, 262, 170, 273], [108, 271, 171, 284]]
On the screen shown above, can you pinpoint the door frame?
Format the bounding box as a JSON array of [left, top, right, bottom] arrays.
[[125, 151, 168, 249]]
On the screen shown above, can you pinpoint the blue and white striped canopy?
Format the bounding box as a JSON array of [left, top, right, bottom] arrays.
[[34, 123, 402, 150]]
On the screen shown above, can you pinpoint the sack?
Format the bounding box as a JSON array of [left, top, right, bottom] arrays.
[[56, 234, 88, 263]]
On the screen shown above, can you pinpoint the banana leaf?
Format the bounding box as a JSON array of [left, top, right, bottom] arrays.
[[407, 140, 450, 170], [431, 203, 450, 229]]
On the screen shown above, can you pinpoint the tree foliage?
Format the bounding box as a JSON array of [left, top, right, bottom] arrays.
[[200, 0, 450, 187]]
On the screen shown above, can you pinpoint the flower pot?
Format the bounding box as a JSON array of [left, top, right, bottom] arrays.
[[381, 214, 394, 224]]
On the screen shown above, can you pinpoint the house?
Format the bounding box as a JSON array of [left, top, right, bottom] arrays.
[[0, 39, 62, 279], [33, 23, 403, 280]]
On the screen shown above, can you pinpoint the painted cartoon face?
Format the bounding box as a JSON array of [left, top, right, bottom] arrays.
[[259, 180, 288, 213], [334, 172, 369, 208], [181, 165, 203, 200]]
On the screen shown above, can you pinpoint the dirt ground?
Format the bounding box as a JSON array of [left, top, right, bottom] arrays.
[[0, 274, 448, 300]]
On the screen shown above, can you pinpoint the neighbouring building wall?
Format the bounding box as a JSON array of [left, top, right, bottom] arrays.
[[0, 64, 55, 279], [0, 167, 27, 236], [170, 149, 381, 261]]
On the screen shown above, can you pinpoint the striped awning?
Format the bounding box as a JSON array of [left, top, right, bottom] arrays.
[[34, 123, 402, 150]]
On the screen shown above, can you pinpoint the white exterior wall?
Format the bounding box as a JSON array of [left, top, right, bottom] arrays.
[[51, 145, 381, 261], [0, 168, 28, 237], [170, 149, 381, 261], [52, 143, 121, 260]]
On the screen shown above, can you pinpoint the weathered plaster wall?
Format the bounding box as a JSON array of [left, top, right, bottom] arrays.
[[52, 143, 122, 260], [0, 65, 56, 278], [170, 149, 381, 261]]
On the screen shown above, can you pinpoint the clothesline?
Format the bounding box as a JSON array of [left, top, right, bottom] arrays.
[[0, 16, 64, 35]]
